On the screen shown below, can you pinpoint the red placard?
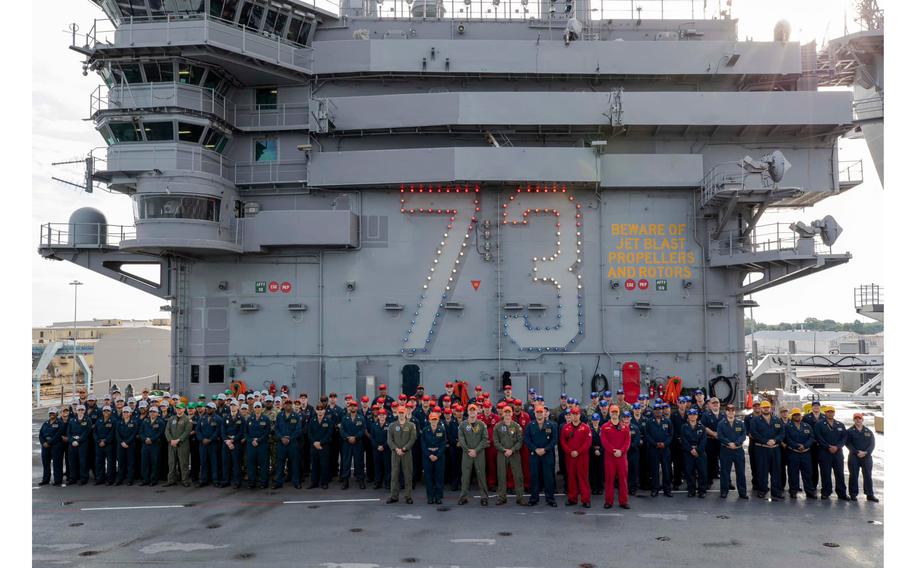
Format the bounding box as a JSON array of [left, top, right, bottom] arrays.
[[280, 281, 292, 293], [638, 279, 649, 290], [268, 281, 279, 293], [471, 280, 481, 291], [624, 279, 636, 291]]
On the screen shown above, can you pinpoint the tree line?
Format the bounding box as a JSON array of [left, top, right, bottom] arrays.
[[745, 318, 882, 335]]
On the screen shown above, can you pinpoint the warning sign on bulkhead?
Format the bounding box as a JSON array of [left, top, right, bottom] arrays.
[[607, 223, 695, 279]]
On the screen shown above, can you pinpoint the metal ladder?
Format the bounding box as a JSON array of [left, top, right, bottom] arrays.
[[173, 259, 190, 394]]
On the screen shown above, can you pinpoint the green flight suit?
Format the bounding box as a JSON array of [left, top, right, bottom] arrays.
[[165, 414, 192, 485], [387, 418, 417, 499], [493, 420, 525, 501], [266, 407, 279, 479], [458, 419, 490, 499]]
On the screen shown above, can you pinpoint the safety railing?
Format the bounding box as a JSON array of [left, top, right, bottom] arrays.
[[854, 284, 883, 310], [700, 161, 777, 207], [233, 103, 310, 130], [72, 13, 312, 71], [363, 0, 725, 21], [90, 83, 234, 123], [104, 143, 236, 181], [234, 160, 308, 185], [853, 94, 883, 118], [39, 223, 136, 249], [838, 159, 864, 188], [711, 222, 833, 258]]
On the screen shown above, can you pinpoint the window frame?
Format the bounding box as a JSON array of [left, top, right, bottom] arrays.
[[253, 136, 278, 162]]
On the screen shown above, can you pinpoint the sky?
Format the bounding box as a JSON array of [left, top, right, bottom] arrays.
[[30, 0, 885, 326]]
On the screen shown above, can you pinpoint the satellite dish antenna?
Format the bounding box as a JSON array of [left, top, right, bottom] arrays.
[[812, 215, 843, 247], [762, 150, 791, 183]]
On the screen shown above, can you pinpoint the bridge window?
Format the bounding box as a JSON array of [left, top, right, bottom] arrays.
[[191, 364, 200, 384], [140, 195, 221, 222], [143, 61, 174, 83], [208, 364, 225, 384], [254, 137, 277, 162], [143, 120, 175, 141], [113, 63, 143, 84], [203, 129, 229, 153], [255, 87, 278, 110], [239, 2, 265, 30], [178, 122, 205, 143], [178, 63, 204, 85], [263, 9, 287, 36], [109, 121, 143, 142]]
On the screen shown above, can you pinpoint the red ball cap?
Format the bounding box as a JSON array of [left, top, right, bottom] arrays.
[[360, 396, 369, 403], [445, 382, 454, 388], [377, 408, 387, 415], [406, 400, 416, 408], [475, 386, 483, 392], [398, 394, 407, 401], [391, 401, 399, 408], [379, 384, 387, 390], [496, 402, 507, 409], [433, 406, 442, 413], [468, 403, 478, 411], [344, 394, 353, 400], [421, 395, 431, 402], [444, 408, 453, 414], [483, 401, 492, 409], [569, 407, 581, 415], [443, 395, 452, 402]]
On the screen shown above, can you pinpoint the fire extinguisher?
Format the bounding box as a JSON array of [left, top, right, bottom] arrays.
[[268, 382, 277, 396], [648, 381, 658, 400], [280, 384, 289, 396]]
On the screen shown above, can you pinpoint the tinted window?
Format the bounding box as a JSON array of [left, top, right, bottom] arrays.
[[143, 61, 174, 82], [141, 195, 221, 221], [203, 130, 228, 153], [178, 122, 205, 142], [143, 121, 175, 141], [208, 364, 225, 384], [109, 122, 142, 142], [254, 137, 277, 162], [286, 18, 302, 42], [202, 70, 223, 92], [178, 63, 204, 85], [239, 3, 264, 29], [255, 87, 277, 110], [191, 364, 200, 384], [116, 63, 142, 83]]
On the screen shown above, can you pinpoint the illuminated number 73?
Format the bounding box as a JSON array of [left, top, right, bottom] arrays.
[[399, 184, 479, 353]]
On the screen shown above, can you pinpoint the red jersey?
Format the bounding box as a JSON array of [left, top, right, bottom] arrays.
[[600, 421, 631, 455], [560, 421, 593, 454]]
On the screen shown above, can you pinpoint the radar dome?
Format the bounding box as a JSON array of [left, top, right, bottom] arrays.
[[68, 207, 107, 246]]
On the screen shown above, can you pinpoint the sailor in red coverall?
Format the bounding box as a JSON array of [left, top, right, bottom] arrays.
[[560, 407, 593, 508], [480, 400, 500, 489], [600, 405, 632, 509]]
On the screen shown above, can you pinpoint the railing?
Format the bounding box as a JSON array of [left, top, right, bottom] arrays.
[[40, 223, 136, 249], [712, 222, 833, 258], [91, 83, 233, 123], [700, 161, 777, 206], [364, 0, 726, 21], [73, 12, 312, 71], [854, 284, 883, 309], [105, 143, 236, 181], [233, 103, 310, 129], [234, 160, 308, 185], [838, 159, 864, 187]]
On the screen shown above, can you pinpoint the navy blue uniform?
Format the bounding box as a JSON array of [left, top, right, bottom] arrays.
[[680, 420, 708, 496], [845, 425, 876, 498], [296, 404, 314, 481], [443, 416, 461, 490], [326, 404, 344, 478], [744, 411, 762, 489], [814, 418, 848, 498], [115, 414, 139, 484], [524, 419, 558, 505], [139, 414, 165, 484], [645, 416, 673, 494], [370, 419, 392, 489], [220, 412, 245, 487], [93, 415, 116, 484], [784, 419, 816, 497], [421, 422, 447, 502], [196, 413, 223, 485], [309, 414, 334, 487], [274, 411, 303, 487], [802, 410, 824, 487], [701, 409, 723, 483], [627, 417, 644, 494], [39, 417, 66, 485], [749, 413, 785, 498], [631, 415, 649, 491], [669, 410, 687, 489], [67, 414, 93, 484], [717, 417, 748, 497], [245, 413, 271, 488], [340, 412, 366, 483], [589, 422, 604, 495]]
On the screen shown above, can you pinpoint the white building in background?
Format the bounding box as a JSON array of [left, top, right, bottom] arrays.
[[92, 326, 171, 393], [745, 330, 883, 356]]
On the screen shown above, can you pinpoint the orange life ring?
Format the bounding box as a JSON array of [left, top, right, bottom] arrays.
[[452, 381, 469, 407]]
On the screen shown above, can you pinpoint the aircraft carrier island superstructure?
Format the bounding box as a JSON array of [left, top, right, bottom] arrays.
[[39, 0, 863, 404]]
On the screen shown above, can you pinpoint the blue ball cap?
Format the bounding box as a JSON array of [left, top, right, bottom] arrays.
[[655, 398, 663, 405], [536, 395, 545, 401], [679, 396, 688, 403], [590, 392, 598, 399], [632, 402, 641, 410], [695, 389, 704, 395], [560, 393, 567, 399], [598, 400, 609, 407], [638, 394, 648, 400], [591, 413, 601, 421], [687, 408, 699, 415], [622, 411, 632, 417], [604, 390, 612, 397], [617, 388, 624, 394]]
